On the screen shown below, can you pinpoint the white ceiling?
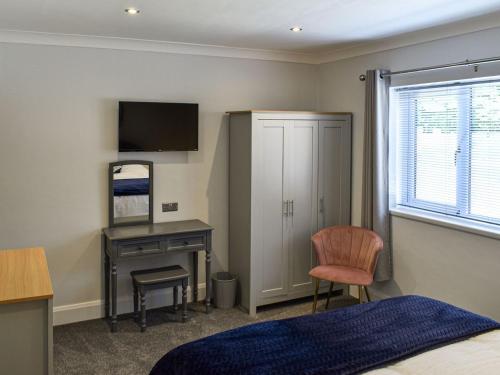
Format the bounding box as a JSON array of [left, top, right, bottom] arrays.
[[1, 0, 500, 55]]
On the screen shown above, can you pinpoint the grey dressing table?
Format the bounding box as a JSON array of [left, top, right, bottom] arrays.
[[102, 219, 213, 332]]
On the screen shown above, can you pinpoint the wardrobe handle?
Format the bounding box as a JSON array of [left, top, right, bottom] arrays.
[[290, 200, 294, 216], [283, 200, 289, 216]]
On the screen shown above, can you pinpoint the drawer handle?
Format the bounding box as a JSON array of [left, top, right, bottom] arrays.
[[143, 248, 160, 253], [183, 241, 189, 246], [138, 246, 143, 250], [122, 250, 140, 256]]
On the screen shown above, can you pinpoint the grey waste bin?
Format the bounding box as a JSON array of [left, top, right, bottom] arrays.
[[212, 272, 237, 309]]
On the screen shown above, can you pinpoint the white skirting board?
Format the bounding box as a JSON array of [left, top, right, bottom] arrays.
[[53, 283, 206, 326], [55, 284, 388, 326]]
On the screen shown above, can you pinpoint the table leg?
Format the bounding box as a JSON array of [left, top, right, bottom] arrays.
[[182, 279, 188, 322], [192, 252, 198, 303], [133, 285, 139, 320], [111, 262, 117, 332], [104, 253, 110, 319], [205, 231, 212, 313], [140, 290, 146, 332], [173, 286, 178, 311]]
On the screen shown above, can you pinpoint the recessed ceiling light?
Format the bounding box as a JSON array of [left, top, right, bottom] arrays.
[[290, 26, 303, 32], [125, 8, 140, 15]]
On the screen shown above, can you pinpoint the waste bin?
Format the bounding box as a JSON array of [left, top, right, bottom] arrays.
[[212, 272, 237, 309]]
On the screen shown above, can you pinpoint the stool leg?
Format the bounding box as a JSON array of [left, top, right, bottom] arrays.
[[133, 284, 138, 321], [182, 279, 188, 322], [173, 286, 178, 311], [140, 290, 147, 332]]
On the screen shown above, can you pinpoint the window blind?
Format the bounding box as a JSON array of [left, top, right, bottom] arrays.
[[391, 78, 500, 226]]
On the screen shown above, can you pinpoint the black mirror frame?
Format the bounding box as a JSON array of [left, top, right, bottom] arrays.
[[108, 160, 154, 227]]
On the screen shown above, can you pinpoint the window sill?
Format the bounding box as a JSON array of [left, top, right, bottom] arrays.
[[390, 206, 500, 241]]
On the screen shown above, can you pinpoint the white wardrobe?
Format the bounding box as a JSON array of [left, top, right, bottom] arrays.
[[228, 111, 352, 315]]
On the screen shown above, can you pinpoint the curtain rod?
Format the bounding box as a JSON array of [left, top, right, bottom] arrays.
[[359, 56, 500, 81]]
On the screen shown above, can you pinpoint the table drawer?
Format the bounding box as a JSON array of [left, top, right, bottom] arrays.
[[167, 236, 205, 251], [117, 240, 162, 257]]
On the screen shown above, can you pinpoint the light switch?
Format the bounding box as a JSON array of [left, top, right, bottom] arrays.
[[162, 202, 178, 212]]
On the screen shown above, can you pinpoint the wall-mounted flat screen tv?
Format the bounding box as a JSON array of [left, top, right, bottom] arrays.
[[119, 101, 198, 151]]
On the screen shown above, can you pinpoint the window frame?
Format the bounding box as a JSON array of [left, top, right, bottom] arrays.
[[392, 77, 500, 229]]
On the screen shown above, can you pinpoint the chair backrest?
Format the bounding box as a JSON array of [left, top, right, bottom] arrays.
[[311, 226, 383, 274]]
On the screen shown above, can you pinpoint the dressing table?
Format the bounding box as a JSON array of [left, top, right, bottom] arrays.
[[103, 160, 213, 332], [102, 219, 213, 332]]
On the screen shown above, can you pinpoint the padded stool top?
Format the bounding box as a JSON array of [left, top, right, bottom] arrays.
[[131, 265, 189, 285]]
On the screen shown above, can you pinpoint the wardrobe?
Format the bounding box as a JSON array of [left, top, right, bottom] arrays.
[[228, 111, 352, 315]]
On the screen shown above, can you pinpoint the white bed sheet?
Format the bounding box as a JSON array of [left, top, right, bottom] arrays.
[[365, 330, 500, 374], [114, 195, 148, 217], [114, 164, 149, 179]]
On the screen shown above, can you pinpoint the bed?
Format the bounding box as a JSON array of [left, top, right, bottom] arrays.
[[150, 295, 500, 375]]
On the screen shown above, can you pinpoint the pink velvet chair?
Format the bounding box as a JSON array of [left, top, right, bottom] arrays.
[[309, 226, 383, 313]]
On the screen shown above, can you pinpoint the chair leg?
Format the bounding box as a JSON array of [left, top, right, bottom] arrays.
[[173, 286, 178, 311], [364, 286, 371, 302], [182, 279, 188, 322], [140, 290, 147, 332], [325, 282, 334, 310], [133, 284, 138, 321], [312, 278, 320, 314], [358, 285, 363, 304]]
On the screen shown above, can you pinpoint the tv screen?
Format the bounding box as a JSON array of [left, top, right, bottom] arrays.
[[119, 101, 198, 151]]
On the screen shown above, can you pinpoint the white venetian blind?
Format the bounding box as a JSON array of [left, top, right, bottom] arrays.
[[392, 78, 500, 226]]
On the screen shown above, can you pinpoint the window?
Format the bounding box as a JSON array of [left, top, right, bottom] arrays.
[[391, 78, 500, 227]]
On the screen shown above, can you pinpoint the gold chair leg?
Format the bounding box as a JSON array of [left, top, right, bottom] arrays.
[[364, 286, 371, 302], [312, 278, 320, 314], [358, 285, 363, 304], [325, 281, 334, 310]]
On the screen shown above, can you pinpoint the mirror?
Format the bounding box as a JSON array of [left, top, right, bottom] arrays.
[[109, 161, 153, 227]]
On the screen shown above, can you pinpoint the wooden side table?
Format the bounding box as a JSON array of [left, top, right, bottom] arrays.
[[0, 247, 54, 375]]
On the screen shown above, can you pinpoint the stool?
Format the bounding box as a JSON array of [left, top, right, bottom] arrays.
[[131, 265, 189, 332]]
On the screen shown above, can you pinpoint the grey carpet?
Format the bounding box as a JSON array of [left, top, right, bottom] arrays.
[[54, 296, 357, 375]]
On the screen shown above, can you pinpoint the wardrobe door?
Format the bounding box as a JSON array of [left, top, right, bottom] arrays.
[[288, 120, 318, 294], [318, 120, 352, 229], [257, 120, 291, 299]]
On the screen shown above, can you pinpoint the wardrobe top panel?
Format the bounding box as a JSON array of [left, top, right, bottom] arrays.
[[226, 110, 351, 115]]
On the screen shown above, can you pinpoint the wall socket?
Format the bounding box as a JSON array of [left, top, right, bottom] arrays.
[[162, 202, 178, 212]]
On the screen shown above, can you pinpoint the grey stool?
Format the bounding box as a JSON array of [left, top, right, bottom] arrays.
[[131, 265, 189, 332]]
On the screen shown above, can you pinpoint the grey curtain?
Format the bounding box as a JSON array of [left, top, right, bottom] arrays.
[[361, 69, 392, 281]]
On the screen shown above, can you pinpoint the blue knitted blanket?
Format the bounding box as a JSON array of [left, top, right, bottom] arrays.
[[150, 295, 499, 375]]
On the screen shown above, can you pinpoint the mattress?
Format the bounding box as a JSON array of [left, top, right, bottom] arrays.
[[367, 329, 500, 374]]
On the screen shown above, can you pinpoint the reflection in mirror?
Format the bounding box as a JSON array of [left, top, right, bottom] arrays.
[[112, 163, 150, 225]]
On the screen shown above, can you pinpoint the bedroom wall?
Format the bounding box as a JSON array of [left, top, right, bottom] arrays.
[[318, 26, 500, 320], [0, 42, 318, 324], [4, 24, 500, 325]]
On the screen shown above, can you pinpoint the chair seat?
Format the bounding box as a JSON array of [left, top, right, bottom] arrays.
[[131, 265, 189, 285], [309, 265, 373, 286]]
